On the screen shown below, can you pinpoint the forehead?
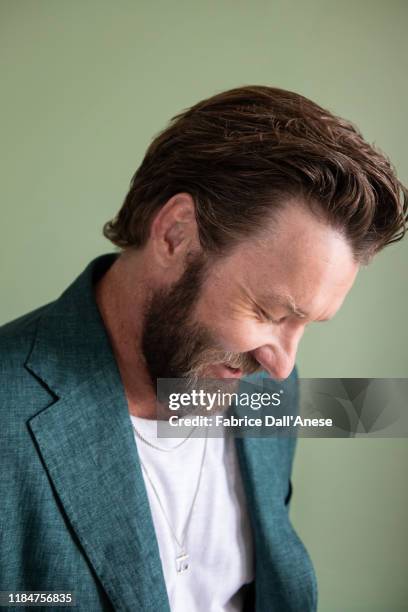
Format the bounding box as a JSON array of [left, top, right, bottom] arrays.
[[213, 202, 359, 319]]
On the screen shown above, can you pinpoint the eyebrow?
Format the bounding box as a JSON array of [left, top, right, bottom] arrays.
[[258, 291, 331, 322]]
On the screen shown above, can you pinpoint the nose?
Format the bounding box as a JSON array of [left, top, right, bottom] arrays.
[[251, 334, 301, 381]]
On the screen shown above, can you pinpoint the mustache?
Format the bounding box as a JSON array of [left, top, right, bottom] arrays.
[[186, 344, 262, 377], [218, 352, 261, 373]]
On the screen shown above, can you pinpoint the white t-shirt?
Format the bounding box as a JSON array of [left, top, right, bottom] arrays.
[[130, 414, 254, 611]]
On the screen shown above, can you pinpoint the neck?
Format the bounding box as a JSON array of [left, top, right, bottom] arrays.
[[94, 251, 158, 419]]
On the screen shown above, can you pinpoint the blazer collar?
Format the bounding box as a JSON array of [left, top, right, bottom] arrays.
[[26, 253, 171, 611], [26, 253, 122, 396]]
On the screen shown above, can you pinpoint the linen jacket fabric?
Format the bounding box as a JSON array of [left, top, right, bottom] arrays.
[[0, 253, 318, 611]]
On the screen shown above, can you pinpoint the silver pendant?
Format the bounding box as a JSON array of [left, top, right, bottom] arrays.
[[176, 552, 189, 574]]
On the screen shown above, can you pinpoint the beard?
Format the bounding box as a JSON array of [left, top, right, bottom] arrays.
[[140, 251, 261, 408]]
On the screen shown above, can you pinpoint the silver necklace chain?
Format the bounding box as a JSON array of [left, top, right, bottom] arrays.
[[132, 421, 198, 452], [132, 423, 209, 574]]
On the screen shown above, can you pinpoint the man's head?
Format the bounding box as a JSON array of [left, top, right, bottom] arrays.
[[102, 85, 407, 388], [138, 196, 359, 389]]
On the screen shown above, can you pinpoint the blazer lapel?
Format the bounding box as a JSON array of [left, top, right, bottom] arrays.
[[235, 432, 317, 611], [25, 254, 170, 611]]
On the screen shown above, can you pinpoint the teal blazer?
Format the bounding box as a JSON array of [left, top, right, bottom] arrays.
[[0, 254, 317, 611]]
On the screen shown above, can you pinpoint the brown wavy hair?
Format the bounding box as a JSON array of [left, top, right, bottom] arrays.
[[103, 85, 408, 263]]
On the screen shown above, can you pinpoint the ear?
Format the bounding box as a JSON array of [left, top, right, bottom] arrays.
[[149, 193, 200, 267]]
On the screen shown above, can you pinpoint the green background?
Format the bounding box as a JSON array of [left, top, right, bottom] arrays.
[[1, 1, 407, 610]]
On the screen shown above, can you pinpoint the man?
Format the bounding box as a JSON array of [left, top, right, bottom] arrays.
[[0, 86, 406, 611]]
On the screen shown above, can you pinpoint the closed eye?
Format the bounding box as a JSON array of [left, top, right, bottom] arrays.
[[255, 306, 287, 325]]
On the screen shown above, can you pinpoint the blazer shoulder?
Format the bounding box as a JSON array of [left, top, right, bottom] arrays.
[[0, 302, 58, 430], [0, 301, 54, 366]]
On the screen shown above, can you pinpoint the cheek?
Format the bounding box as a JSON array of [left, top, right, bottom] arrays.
[[206, 316, 270, 353], [195, 287, 270, 352]]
